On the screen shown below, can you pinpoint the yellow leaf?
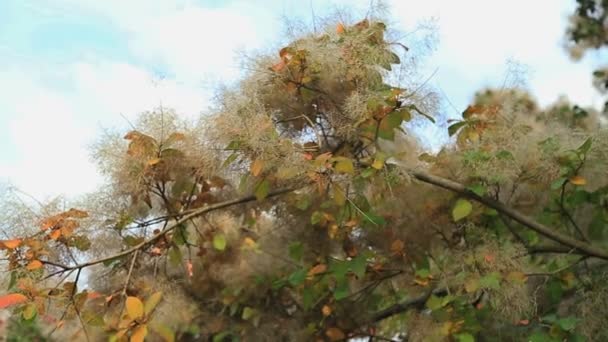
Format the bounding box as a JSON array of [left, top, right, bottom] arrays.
[[250, 159, 264, 177], [144, 292, 163, 316], [22, 303, 37, 320], [333, 185, 346, 206], [334, 158, 354, 174], [371, 158, 384, 170], [126, 296, 144, 320], [506, 271, 528, 284], [464, 278, 479, 293], [130, 324, 148, 342], [276, 166, 299, 179], [242, 237, 257, 249], [326, 327, 345, 341], [26, 260, 43, 271], [569, 175, 586, 185], [1, 239, 22, 249], [147, 158, 162, 166]]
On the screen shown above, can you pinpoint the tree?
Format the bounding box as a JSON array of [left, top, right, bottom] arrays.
[[1, 4, 608, 342]]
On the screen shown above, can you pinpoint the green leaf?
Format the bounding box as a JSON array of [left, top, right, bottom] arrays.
[[311, 211, 324, 225], [452, 199, 473, 221], [495, 150, 514, 160], [333, 277, 349, 300], [467, 184, 486, 197], [295, 195, 311, 210], [362, 212, 386, 226], [556, 317, 578, 331], [288, 269, 307, 286], [589, 214, 606, 240], [254, 179, 270, 201], [479, 272, 501, 289], [351, 255, 367, 278], [448, 121, 468, 136], [288, 242, 304, 262], [168, 246, 182, 266], [577, 137, 592, 155], [222, 153, 238, 168], [425, 295, 444, 310], [213, 234, 227, 251], [455, 333, 475, 342]]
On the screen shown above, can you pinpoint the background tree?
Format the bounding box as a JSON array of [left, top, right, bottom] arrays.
[[1, 3, 608, 342]]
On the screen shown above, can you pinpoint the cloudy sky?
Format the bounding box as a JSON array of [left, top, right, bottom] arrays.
[[0, 0, 604, 200]]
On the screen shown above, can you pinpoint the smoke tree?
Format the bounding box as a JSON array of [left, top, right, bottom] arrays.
[[1, 4, 608, 342]]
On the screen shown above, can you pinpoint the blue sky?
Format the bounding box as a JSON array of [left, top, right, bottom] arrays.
[[0, 0, 604, 200]]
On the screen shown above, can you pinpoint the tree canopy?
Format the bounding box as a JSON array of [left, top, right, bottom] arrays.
[[1, 2, 608, 341]]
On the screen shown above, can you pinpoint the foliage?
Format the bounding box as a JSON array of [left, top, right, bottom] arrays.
[[1, 3, 608, 341]]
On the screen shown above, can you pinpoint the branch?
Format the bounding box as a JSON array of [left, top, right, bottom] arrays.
[[52, 187, 296, 271], [409, 170, 608, 260]]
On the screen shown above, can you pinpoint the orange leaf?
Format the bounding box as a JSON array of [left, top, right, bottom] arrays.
[[126, 296, 144, 320], [484, 254, 495, 263], [325, 327, 345, 341], [66, 208, 89, 218], [186, 260, 193, 278], [0, 293, 28, 309], [569, 175, 586, 185], [26, 260, 43, 270], [307, 264, 327, 277], [250, 159, 264, 177], [517, 319, 530, 326], [390, 239, 405, 255], [130, 324, 148, 342], [336, 23, 345, 35], [1, 239, 22, 249], [322, 305, 332, 316], [49, 229, 62, 240], [271, 60, 286, 72]]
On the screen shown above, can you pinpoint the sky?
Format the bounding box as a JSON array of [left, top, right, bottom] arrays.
[[0, 0, 605, 201]]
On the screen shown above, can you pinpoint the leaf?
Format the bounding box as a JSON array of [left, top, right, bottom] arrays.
[[479, 272, 501, 289], [390, 239, 405, 255], [250, 159, 264, 177], [307, 263, 327, 277], [326, 327, 345, 341], [455, 333, 475, 342], [242, 307, 255, 320], [0, 293, 28, 309], [26, 260, 43, 271], [213, 234, 227, 251], [166, 132, 186, 144], [126, 296, 144, 320], [336, 23, 345, 34], [448, 121, 468, 136], [288, 242, 304, 262], [0, 239, 22, 249], [144, 291, 162, 316], [556, 317, 578, 331], [464, 278, 479, 293], [288, 269, 307, 286], [254, 179, 270, 201], [151, 323, 175, 342], [452, 199, 473, 222], [334, 158, 354, 174], [22, 303, 37, 320], [147, 158, 162, 166], [322, 305, 332, 316], [577, 137, 592, 155], [351, 254, 367, 278], [130, 324, 148, 342], [569, 175, 586, 185]]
